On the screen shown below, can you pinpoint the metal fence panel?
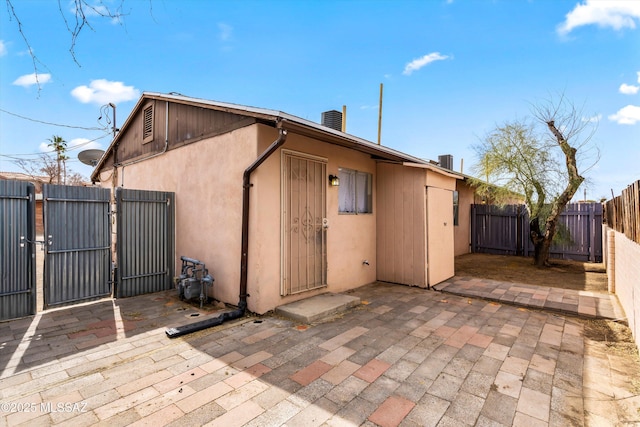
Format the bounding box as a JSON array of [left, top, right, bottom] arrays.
[[43, 184, 111, 307], [116, 188, 175, 298], [0, 180, 36, 320]]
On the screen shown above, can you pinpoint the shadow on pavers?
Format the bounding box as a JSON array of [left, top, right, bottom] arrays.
[[0, 290, 227, 376]]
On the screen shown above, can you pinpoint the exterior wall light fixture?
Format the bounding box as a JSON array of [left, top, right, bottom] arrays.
[[328, 174, 340, 186]]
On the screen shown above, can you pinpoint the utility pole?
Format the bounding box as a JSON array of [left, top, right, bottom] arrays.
[[377, 83, 383, 145], [109, 103, 117, 137]]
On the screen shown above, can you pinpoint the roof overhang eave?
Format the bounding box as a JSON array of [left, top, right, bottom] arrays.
[[402, 162, 464, 179], [279, 119, 425, 164], [90, 92, 435, 180]]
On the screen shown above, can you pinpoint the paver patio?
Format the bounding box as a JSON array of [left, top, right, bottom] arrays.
[[1, 281, 639, 426]]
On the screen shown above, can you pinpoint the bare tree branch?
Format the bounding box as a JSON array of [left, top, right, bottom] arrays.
[[5, 0, 52, 95], [5, 0, 128, 90]]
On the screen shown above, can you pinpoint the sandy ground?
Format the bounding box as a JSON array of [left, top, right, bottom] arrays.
[[455, 253, 608, 292]]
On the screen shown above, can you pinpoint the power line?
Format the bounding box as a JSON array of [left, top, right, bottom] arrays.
[[0, 134, 111, 158], [1, 155, 85, 164], [65, 134, 111, 151], [0, 108, 108, 131]]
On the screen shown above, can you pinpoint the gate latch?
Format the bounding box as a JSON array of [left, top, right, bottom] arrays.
[[20, 235, 49, 249]]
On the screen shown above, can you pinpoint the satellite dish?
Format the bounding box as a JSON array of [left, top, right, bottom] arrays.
[[78, 149, 105, 166]]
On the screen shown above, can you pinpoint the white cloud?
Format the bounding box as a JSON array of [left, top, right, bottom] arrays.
[[39, 142, 52, 153], [558, 1, 640, 35], [70, 3, 120, 24], [608, 105, 640, 124], [218, 23, 233, 41], [13, 73, 52, 87], [403, 52, 450, 75], [0, 40, 6, 57], [583, 114, 602, 123], [69, 138, 103, 151], [71, 79, 140, 104], [17, 47, 33, 56], [619, 83, 639, 95], [77, 4, 108, 17]]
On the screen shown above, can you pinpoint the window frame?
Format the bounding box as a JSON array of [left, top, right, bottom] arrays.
[[453, 190, 459, 226], [337, 167, 373, 215]]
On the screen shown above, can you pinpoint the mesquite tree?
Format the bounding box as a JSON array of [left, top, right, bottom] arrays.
[[472, 96, 598, 266]]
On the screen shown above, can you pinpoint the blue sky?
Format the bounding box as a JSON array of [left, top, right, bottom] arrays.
[[1, 0, 638, 200]]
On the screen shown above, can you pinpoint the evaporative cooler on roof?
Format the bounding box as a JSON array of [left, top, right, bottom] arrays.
[[321, 110, 342, 131], [438, 154, 453, 171]]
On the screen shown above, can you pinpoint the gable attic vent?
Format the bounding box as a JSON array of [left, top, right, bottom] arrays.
[[143, 103, 154, 143], [321, 110, 342, 131], [438, 154, 453, 170]]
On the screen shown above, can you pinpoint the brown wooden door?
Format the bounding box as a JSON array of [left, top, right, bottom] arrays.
[[282, 152, 327, 295]]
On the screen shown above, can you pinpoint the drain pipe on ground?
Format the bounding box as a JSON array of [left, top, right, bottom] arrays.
[[166, 126, 288, 338]]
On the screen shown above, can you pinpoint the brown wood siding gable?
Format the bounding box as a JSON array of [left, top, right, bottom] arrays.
[[98, 100, 258, 169]]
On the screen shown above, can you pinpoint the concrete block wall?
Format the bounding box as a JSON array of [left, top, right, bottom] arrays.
[[604, 225, 640, 349]]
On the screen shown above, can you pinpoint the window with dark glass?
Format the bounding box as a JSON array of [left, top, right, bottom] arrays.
[[453, 190, 459, 226]]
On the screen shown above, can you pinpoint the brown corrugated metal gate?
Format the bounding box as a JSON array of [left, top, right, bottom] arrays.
[[1, 180, 175, 320], [0, 180, 37, 321], [43, 184, 112, 308], [115, 188, 175, 298]]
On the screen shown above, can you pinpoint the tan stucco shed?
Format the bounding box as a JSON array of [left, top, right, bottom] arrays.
[[92, 92, 462, 314]]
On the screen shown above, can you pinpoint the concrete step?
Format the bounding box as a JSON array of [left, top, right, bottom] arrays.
[[275, 293, 361, 323]]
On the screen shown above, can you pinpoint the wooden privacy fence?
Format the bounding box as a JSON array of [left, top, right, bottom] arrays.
[[471, 202, 603, 262], [605, 180, 640, 244]]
